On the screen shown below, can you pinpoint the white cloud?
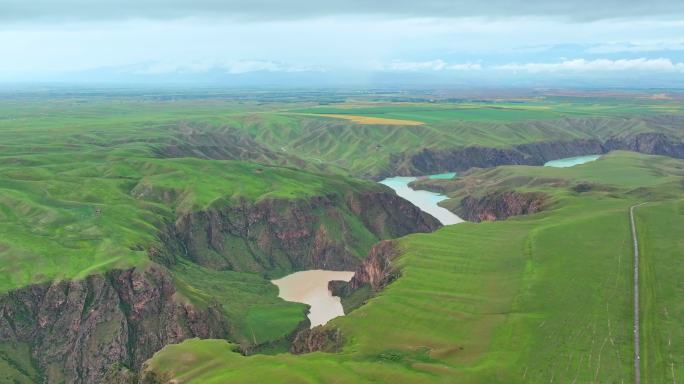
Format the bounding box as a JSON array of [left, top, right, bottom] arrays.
[[132, 60, 318, 75], [380, 59, 481, 72], [447, 63, 482, 70], [587, 41, 684, 53], [221, 60, 315, 74], [495, 58, 684, 72]]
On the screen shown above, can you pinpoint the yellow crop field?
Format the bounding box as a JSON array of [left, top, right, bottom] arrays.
[[312, 113, 424, 126]]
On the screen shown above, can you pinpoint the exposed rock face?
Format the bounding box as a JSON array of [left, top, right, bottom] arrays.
[[290, 326, 344, 354], [157, 191, 439, 273], [278, 240, 403, 355], [343, 240, 400, 292], [0, 187, 439, 383], [516, 139, 605, 164], [393, 145, 534, 176], [0, 265, 227, 384], [391, 133, 684, 176], [390, 138, 605, 176], [457, 191, 548, 222], [604, 132, 684, 158], [328, 240, 400, 310]]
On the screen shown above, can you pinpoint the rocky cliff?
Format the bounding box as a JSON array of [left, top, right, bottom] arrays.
[[328, 240, 400, 312], [341, 240, 400, 292], [456, 191, 548, 222], [0, 264, 227, 384], [289, 327, 344, 354], [0, 185, 440, 383], [389, 133, 684, 177], [157, 190, 439, 274], [604, 132, 684, 158]]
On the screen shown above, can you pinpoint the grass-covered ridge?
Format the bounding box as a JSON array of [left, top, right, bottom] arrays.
[[411, 151, 684, 212], [143, 152, 684, 383], [2, 92, 684, 380], [0, 150, 384, 293]]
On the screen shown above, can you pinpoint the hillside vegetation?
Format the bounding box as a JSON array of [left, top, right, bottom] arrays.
[[144, 152, 684, 383], [1, 92, 684, 382]]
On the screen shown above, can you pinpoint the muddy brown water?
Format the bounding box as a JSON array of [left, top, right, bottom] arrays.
[[272, 270, 355, 328]]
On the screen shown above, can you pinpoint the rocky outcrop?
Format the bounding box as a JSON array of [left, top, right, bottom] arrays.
[[342, 240, 400, 292], [457, 191, 548, 222], [328, 240, 400, 312], [290, 326, 344, 354], [0, 264, 227, 384], [157, 191, 439, 273]]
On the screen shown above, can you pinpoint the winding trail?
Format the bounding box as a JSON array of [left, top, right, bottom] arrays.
[[630, 203, 647, 384]]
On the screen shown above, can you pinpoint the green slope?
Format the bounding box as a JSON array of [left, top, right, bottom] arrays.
[[636, 200, 684, 383], [144, 152, 684, 383], [3, 92, 684, 382]]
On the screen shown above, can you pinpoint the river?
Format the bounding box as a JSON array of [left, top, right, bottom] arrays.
[[379, 173, 463, 225], [272, 270, 355, 328], [272, 172, 462, 328], [544, 155, 601, 168]]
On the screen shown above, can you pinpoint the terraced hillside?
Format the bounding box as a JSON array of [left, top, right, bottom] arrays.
[[142, 152, 684, 383]]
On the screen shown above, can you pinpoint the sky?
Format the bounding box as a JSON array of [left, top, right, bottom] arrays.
[[1, 0, 684, 87]]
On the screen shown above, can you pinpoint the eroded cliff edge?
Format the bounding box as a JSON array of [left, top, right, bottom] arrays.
[[0, 187, 440, 383], [0, 264, 227, 384], [154, 190, 440, 274], [387, 132, 684, 178], [457, 191, 548, 222]]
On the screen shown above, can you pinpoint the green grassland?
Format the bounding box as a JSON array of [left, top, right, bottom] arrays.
[[144, 152, 684, 383], [411, 151, 684, 211], [292, 96, 684, 123], [0, 94, 396, 350], [0, 154, 378, 292], [2, 92, 684, 382], [224, 97, 684, 177], [3, 93, 684, 181], [636, 200, 684, 383]]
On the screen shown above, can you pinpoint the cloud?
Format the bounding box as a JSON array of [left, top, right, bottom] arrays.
[[2, 0, 684, 23], [380, 60, 481, 72], [586, 41, 684, 53], [134, 60, 318, 75], [448, 63, 483, 71], [495, 58, 684, 72]]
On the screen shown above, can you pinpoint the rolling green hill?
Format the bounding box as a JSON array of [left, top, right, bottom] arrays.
[[143, 152, 684, 383], [1, 91, 684, 382]]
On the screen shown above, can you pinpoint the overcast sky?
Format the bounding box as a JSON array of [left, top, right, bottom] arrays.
[[1, 0, 684, 86]]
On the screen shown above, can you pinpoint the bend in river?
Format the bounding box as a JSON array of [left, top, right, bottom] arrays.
[[272, 270, 355, 328], [272, 172, 462, 328], [544, 155, 601, 168], [380, 174, 463, 225]]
